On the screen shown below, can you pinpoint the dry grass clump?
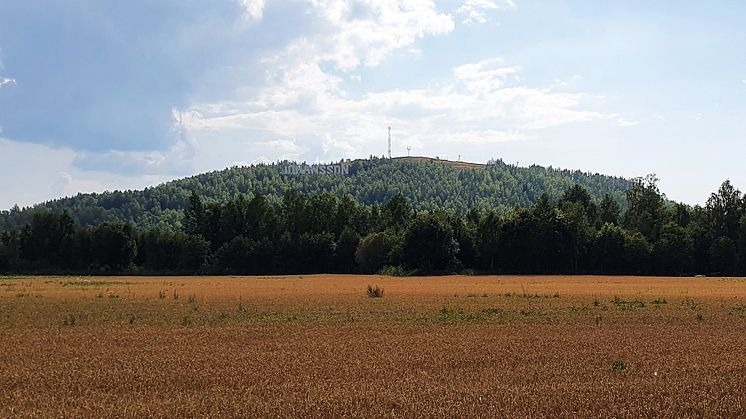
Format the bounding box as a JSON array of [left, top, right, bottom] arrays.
[[366, 284, 384, 298]]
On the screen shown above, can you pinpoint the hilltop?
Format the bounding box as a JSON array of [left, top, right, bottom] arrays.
[[391, 156, 486, 170], [0, 156, 631, 231]]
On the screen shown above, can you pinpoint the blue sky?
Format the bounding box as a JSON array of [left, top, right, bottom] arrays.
[[1, 0, 745, 209]]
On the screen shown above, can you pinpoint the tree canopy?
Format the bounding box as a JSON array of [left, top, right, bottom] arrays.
[[0, 157, 631, 232], [2, 178, 745, 277]]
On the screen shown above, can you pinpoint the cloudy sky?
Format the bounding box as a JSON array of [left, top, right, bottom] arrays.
[[1, 0, 745, 209]]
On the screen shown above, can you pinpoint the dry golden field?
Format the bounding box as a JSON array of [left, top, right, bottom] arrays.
[[2, 274, 746, 417]]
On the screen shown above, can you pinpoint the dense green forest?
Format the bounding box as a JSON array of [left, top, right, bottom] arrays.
[[1, 175, 745, 276], [0, 157, 631, 231]]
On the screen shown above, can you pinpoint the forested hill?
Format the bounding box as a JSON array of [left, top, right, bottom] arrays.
[[0, 156, 631, 231]]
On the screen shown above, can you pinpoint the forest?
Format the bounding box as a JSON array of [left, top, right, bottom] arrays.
[[0, 157, 631, 231], [1, 175, 745, 276]]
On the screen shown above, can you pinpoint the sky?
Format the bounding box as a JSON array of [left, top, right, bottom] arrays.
[[1, 0, 745, 209]]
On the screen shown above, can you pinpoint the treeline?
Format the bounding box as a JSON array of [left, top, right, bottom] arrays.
[[0, 157, 630, 231], [1, 175, 745, 276]]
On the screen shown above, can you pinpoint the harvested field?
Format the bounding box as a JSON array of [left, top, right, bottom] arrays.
[[2, 275, 746, 417]]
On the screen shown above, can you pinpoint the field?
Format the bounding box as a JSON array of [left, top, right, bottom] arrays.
[[2, 275, 746, 417]]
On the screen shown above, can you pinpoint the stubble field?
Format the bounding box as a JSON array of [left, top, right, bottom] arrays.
[[2, 274, 746, 417]]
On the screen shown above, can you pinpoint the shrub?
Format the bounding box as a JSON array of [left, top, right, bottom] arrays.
[[367, 284, 384, 298], [377, 265, 409, 277], [611, 361, 627, 371]]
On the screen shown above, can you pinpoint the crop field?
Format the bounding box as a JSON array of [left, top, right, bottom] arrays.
[[2, 275, 746, 417]]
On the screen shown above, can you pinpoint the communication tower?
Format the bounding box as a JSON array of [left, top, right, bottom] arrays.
[[387, 126, 392, 159]]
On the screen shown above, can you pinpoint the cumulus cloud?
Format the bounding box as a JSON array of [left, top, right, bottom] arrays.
[[238, 0, 267, 21], [0, 78, 15, 88], [454, 58, 519, 92], [437, 129, 526, 144], [50, 172, 74, 198], [181, 2, 594, 163], [1, 0, 612, 201], [301, 0, 455, 71], [73, 136, 196, 176], [0, 138, 172, 208], [257, 139, 307, 160], [185, 53, 605, 161], [616, 117, 639, 127], [455, 0, 514, 25]]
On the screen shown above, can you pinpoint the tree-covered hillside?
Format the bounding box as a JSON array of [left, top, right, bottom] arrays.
[[0, 156, 631, 231]]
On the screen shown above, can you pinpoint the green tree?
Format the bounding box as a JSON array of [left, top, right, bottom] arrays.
[[19, 211, 75, 269], [670, 202, 691, 227], [297, 232, 336, 273], [558, 200, 594, 273], [90, 223, 137, 270], [214, 236, 254, 274], [593, 223, 627, 274], [709, 236, 737, 275], [738, 215, 746, 274], [623, 174, 664, 242], [707, 180, 743, 240], [476, 211, 501, 272], [599, 194, 621, 225], [402, 212, 459, 272], [623, 231, 652, 275], [355, 232, 395, 274], [560, 184, 598, 224], [335, 226, 361, 273], [655, 222, 693, 275], [382, 193, 413, 231], [183, 191, 205, 235]]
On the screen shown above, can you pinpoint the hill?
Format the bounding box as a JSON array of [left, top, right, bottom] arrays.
[[0, 156, 632, 231]]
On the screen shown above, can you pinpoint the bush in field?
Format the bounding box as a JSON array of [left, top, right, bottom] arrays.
[[367, 285, 384, 298], [611, 361, 627, 371]]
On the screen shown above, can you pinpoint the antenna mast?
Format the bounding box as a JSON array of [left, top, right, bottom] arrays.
[[387, 126, 392, 159]]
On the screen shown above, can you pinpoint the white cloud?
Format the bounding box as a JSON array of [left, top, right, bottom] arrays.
[[73, 133, 196, 176], [238, 0, 266, 22], [439, 129, 525, 144], [184, 54, 606, 162], [322, 135, 359, 157], [259, 139, 302, 152], [549, 75, 583, 89], [50, 172, 74, 198], [0, 138, 171, 209], [0, 78, 16, 88], [616, 117, 639, 127], [301, 0, 455, 71], [455, 0, 514, 25], [1, 0, 614, 208], [257, 139, 306, 158], [453, 57, 519, 92]]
